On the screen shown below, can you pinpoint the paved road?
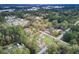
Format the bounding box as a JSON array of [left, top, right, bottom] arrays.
[[40, 31, 57, 39], [40, 28, 70, 40], [40, 31, 69, 45], [37, 46, 47, 54], [74, 21, 79, 25], [57, 28, 70, 40]]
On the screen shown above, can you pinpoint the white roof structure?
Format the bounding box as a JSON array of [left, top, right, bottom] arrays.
[[5, 16, 29, 26]]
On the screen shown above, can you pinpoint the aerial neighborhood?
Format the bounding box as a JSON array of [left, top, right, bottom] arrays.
[[0, 4, 79, 54]]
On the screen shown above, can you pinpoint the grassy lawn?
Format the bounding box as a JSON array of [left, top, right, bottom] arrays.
[[43, 35, 55, 46], [43, 34, 69, 47]]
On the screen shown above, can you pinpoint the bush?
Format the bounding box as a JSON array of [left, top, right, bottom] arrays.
[[0, 46, 3, 53], [47, 43, 59, 54], [10, 47, 30, 54]]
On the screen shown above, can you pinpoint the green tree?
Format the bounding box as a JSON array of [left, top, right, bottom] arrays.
[[47, 42, 59, 54], [0, 46, 3, 53], [63, 31, 77, 43]]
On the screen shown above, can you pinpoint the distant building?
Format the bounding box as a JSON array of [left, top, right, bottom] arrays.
[[42, 6, 64, 10], [27, 7, 39, 11]]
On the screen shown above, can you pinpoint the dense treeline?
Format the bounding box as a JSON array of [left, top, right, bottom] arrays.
[[0, 24, 40, 54], [63, 25, 79, 45]]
